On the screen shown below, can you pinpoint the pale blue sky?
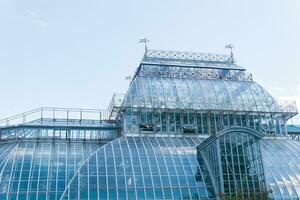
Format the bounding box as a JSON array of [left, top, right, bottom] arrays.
[[0, 0, 300, 117]]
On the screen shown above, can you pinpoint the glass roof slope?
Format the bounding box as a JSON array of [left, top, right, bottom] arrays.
[[261, 139, 300, 199], [0, 141, 104, 200], [123, 76, 282, 113], [61, 136, 216, 200], [0, 142, 18, 171]]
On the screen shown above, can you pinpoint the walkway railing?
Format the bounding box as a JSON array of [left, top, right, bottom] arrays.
[[279, 100, 298, 114], [0, 107, 110, 127], [108, 93, 125, 119]]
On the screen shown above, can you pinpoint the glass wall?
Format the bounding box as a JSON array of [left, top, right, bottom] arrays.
[[197, 129, 267, 199], [219, 132, 266, 198], [123, 109, 286, 136]]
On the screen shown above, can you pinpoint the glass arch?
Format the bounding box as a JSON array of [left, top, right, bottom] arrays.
[[60, 136, 216, 200]]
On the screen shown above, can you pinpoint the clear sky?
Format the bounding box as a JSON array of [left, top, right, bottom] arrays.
[[0, 0, 300, 117]]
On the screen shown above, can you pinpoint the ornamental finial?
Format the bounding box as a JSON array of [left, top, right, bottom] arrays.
[[139, 38, 150, 54], [225, 44, 234, 63]]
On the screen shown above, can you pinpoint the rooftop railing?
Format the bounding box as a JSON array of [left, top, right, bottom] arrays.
[[138, 64, 252, 81], [108, 93, 126, 119], [145, 49, 233, 63], [107, 93, 298, 123], [0, 107, 110, 127], [279, 100, 298, 114], [142, 49, 246, 72]]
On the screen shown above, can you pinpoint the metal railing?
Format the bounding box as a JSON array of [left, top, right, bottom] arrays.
[[108, 93, 126, 119], [107, 93, 298, 121], [0, 107, 110, 127], [144, 49, 233, 64], [279, 100, 298, 114]]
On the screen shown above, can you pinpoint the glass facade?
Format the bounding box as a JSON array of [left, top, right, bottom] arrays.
[[219, 131, 265, 197], [0, 49, 299, 200], [197, 127, 266, 198], [123, 109, 286, 136]]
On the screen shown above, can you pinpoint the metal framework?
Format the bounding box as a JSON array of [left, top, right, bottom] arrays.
[[0, 107, 120, 141]]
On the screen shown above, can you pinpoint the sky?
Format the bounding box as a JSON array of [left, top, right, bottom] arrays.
[[0, 0, 300, 117]]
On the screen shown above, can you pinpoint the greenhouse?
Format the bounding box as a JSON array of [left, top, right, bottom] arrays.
[[0, 49, 299, 200]]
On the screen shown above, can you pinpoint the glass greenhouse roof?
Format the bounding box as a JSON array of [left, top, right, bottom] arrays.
[[61, 136, 215, 200], [0, 141, 105, 200], [1, 137, 300, 199], [123, 76, 287, 113], [261, 139, 300, 199], [117, 49, 298, 117]]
